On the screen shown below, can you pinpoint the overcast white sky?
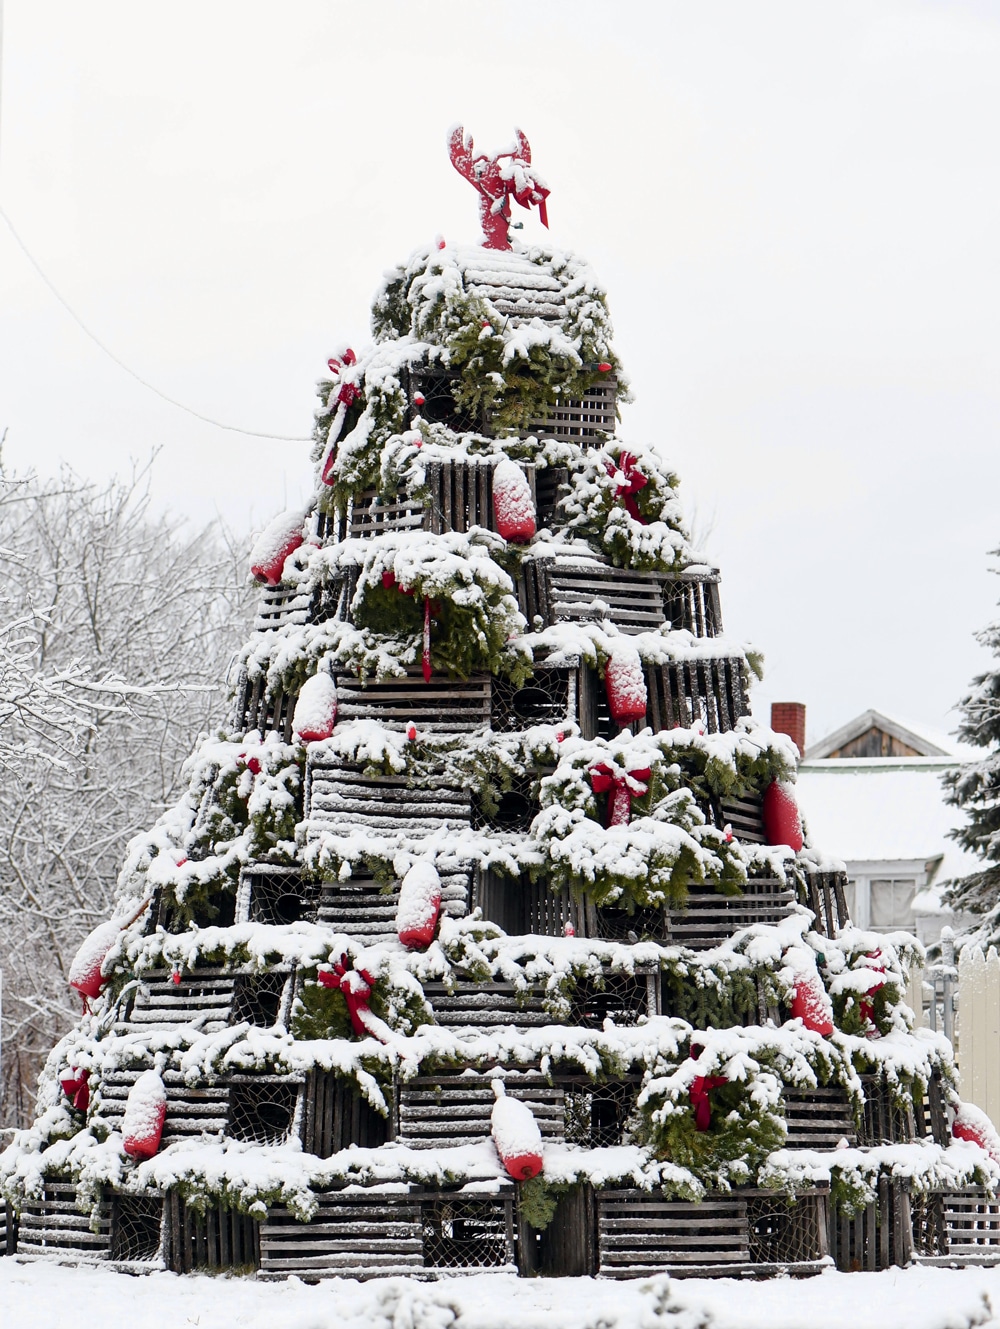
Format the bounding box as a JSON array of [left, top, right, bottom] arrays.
[[1, 1, 998, 746]]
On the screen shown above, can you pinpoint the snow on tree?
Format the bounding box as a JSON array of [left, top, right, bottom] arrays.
[[0, 130, 991, 1281], [943, 556, 1000, 942], [0, 466, 253, 1125]]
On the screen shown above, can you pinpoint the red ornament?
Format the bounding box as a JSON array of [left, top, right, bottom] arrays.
[[396, 862, 442, 950], [790, 972, 834, 1036], [122, 1070, 167, 1160], [491, 1082, 544, 1181], [689, 1074, 728, 1131], [448, 125, 550, 251], [589, 763, 651, 827], [238, 751, 262, 776], [413, 392, 426, 407], [249, 510, 305, 586], [406, 722, 418, 742], [598, 362, 612, 373], [605, 644, 648, 726], [762, 781, 804, 852], [492, 459, 537, 543], [292, 673, 338, 743], [318, 955, 376, 1036], [60, 1068, 90, 1113], [605, 451, 649, 524], [563, 921, 575, 937]]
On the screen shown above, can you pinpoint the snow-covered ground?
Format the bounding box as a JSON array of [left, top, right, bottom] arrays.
[[5, 1262, 1000, 1329]]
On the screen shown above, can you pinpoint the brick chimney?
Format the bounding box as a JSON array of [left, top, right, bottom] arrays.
[[771, 702, 806, 756]]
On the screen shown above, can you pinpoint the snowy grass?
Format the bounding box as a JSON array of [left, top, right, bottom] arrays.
[[4, 1262, 1000, 1329]]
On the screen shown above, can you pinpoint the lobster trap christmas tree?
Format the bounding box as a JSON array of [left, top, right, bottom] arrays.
[[3, 127, 998, 1279]]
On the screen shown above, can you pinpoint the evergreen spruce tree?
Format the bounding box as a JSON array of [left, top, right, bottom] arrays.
[[944, 551, 1000, 933]]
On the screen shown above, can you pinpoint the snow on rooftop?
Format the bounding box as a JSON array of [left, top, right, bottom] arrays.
[[797, 756, 979, 881], [804, 708, 970, 761]]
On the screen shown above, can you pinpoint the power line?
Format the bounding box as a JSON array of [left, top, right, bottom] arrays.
[[0, 204, 312, 443]]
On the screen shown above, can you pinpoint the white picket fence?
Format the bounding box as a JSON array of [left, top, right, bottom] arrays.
[[958, 945, 1000, 1128]]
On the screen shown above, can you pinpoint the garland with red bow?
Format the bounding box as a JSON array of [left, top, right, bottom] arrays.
[[60, 1068, 90, 1113], [688, 1074, 728, 1131], [381, 570, 434, 682], [588, 763, 651, 826], [605, 451, 648, 524], [319, 349, 361, 486], [318, 955, 377, 1037]]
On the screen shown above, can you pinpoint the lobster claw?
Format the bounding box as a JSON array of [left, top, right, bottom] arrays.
[[448, 124, 476, 181]]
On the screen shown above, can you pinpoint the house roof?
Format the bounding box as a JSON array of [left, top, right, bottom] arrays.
[[796, 756, 979, 882], [803, 708, 957, 760]]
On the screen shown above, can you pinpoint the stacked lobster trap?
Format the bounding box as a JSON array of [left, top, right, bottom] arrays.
[[3, 129, 999, 1281]]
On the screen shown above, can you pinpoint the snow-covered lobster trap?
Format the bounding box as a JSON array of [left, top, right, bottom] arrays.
[[4, 129, 999, 1283]]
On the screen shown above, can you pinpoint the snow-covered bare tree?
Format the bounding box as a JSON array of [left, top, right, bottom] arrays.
[[0, 465, 254, 1126]]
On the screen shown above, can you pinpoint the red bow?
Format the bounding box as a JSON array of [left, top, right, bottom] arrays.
[[589, 763, 651, 826], [605, 452, 648, 524], [318, 955, 376, 1036], [60, 1068, 90, 1112], [689, 1074, 727, 1131], [858, 951, 887, 1029]]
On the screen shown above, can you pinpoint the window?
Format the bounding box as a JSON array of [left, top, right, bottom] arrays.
[[869, 879, 916, 931]]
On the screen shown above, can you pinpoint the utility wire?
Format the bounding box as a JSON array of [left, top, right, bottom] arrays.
[[0, 203, 312, 443]]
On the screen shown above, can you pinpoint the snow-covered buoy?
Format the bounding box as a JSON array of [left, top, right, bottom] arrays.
[[249, 509, 306, 587], [492, 459, 536, 543], [396, 862, 442, 950], [952, 1102, 1000, 1165], [604, 643, 647, 727], [762, 780, 803, 852], [122, 1069, 167, 1160], [293, 673, 338, 743], [490, 1081, 544, 1181], [790, 971, 834, 1036], [68, 899, 152, 1002]]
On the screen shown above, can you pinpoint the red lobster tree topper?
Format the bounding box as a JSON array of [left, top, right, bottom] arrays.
[[448, 126, 550, 251]]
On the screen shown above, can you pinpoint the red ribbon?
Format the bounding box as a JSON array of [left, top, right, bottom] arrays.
[[60, 1068, 90, 1113], [588, 763, 651, 826], [338, 382, 360, 408], [318, 955, 376, 1036], [689, 1074, 727, 1131], [605, 452, 649, 524], [422, 595, 432, 684]]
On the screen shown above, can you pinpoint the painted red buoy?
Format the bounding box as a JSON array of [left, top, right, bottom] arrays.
[[68, 900, 152, 1002], [492, 459, 536, 543], [791, 971, 834, 1036], [122, 1069, 167, 1160], [396, 862, 442, 950], [293, 674, 338, 743], [604, 643, 648, 726], [762, 780, 804, 852], [491, 1082, 544, 1181], [249, 510, 305, 587]]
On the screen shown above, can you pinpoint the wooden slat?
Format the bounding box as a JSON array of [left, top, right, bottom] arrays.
[[306, 764, 472, 838], [335, 669, 491, 734]]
